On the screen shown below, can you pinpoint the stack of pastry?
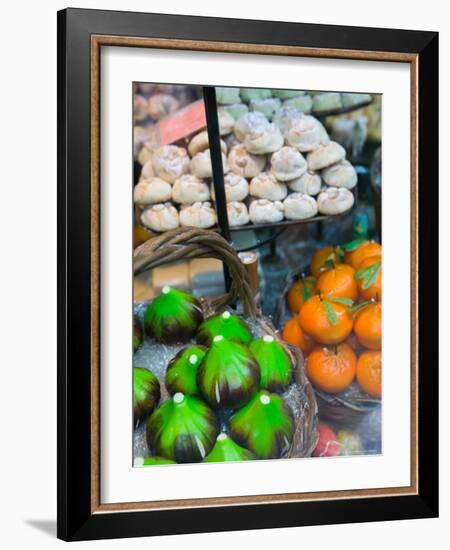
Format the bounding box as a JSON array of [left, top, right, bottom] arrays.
[[135, 109, 235, 232], [214, 87, 359, 225], [134, 86, 361, 232]]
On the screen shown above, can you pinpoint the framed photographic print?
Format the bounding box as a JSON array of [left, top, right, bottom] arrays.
[[57, 8, 439, 542]]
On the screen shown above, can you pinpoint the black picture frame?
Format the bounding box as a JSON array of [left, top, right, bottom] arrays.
[[57, 7, 439, 542]]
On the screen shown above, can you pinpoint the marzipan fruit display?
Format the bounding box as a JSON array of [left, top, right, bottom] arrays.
[[165, 345, 207, 396], [203, 433, 257, 462], [133, 367, 161, 426], [144, 286, 204, 344], [249, 335, 293, 393], [196, 311, 252, 346], [229, 390, 295, 459], [197, 335, 260, 409], [146, 392, 219, 463]]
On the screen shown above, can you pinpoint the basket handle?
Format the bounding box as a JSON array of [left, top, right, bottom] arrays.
[[134, 227, 257, 318]]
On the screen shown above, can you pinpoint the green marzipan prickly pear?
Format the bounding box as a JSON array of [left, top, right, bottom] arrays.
[[197, 335, 260, 409], [196, 311, 252, 346], [249, 335, 293, 393], [165, 345, 207, 396], [136, 456, 176, 466], [144, 286, 204, 344], [133, 367, 161, 426], [229, 390, 295, 459], [146, 392, 219, 463], [203, 433, 257, 462]]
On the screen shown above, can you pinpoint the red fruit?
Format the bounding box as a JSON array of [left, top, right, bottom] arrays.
[[312, 422, 340, 457]]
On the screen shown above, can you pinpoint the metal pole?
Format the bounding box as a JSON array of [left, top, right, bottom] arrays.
[[203, 86, 232, 291]]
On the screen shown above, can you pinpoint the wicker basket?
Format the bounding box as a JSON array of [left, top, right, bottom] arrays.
[[134, 227, 319, 459], [274, 267, 382, 431]]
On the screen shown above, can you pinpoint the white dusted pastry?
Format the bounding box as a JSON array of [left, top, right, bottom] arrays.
[[234, 111, 269, 142], [215, 87, 241, 104], [249, 199, 284, 224], [211, 173, 249, 202], [287, 171, 322, 195], [218, 108, 235, 135], [222, 103, 249, 121], [134, 95, 148, 122], [190, 149, 229, 179], [139, 158, 154, 179], [249, 97, 281, 121], [283, 193, 318, 220], [151, 145, 190, 183], [322, 160, 357, 189], [134, 177, 172, 206], [134, 127, 153, 158], [286, 115, 325, 152], [179, 202, 217, 228], [273, 105, 302, 136], [307, 141, 346, 171], [188, 131, 227, 157], [224, 132, 241, 150], [240, 88, 272, 102], [270, 146, 307, 181], [341, 93, 372, 109], [141, 203, 179, 232], [317, 187, 354, 215], [249, 172, 288, 201], [227, 201, 250, 227], [172, 175, 210, 204], [244, 123, 284, 154], [272, 89, 306, 100], [284, 94, 313, 114], [228, 144, 266, 178], [312, 92, 342, 114], [147, 94, 179, 120], [137, 141, 154, 165]]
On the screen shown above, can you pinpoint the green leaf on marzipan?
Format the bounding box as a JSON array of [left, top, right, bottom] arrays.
[[323, 299, 338, 326], [340, 238, 366, 252], [302, 281, 313, 303], [355, 261, 381, 289], [349, 300, 371, 314], [328, 296, 354, 307]]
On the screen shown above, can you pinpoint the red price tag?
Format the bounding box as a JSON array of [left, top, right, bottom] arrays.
[[158, 100, 206, 145]]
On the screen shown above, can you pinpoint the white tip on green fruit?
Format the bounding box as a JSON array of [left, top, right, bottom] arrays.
[[222, 311, 231, 319], [263, 335, 274, 343], [260, 394, 271, 405], [189, 354, 198, 365], [217, 433, 228, 441], [162, 285, 170, 294], [173, 392, 185, 404], [213, 335, 224, 343]]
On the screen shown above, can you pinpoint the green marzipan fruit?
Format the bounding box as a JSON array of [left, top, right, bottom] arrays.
[[249, 336, 293, 393], [133, 315, 143, 352], [165, 345, 207, 396], [144, 287, 204, 344], [196, 311, 252, 346], [229, 390, 295, 459], [197, 336, 260, 409], [133, 367, 161, 426], [146, 393, 219, 463], [203, 433, 257, 463], [140, 456, 176, 466]]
